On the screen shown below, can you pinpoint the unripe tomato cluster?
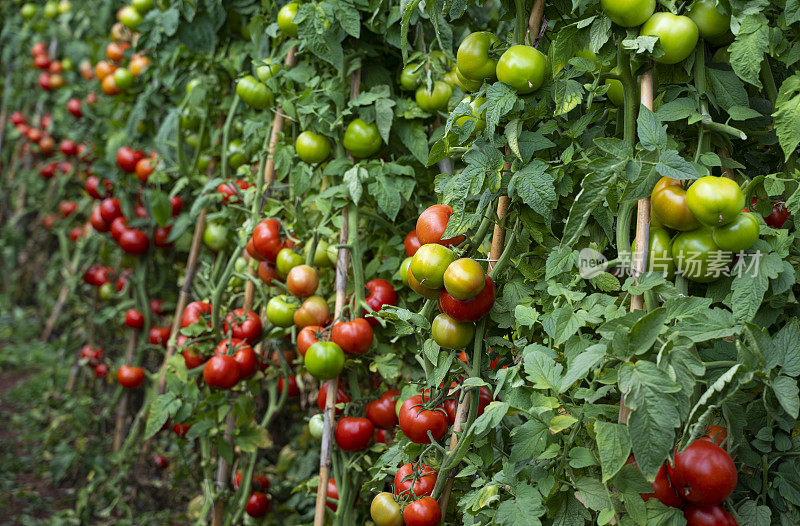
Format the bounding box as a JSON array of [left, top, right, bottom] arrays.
[[647, 176, 773, 283]]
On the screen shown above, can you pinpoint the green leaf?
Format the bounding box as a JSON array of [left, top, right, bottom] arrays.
[[144, 393, 181, 440], [707, 68, 749, 111], [574, 477, 611, 511], [549, 413, 578, 433], [560, 344, 605, 393], [509, 160, 556, 220], [771, 375, 800, 418], [629, 308, 668, 356], [595, 421, 632, 482], [150, 189, 172, 227], [637, 106, 667, 151], [728, 13, 769, 88], [485, 82, 518, 137], [471, 401, 509, 438], [554, 78, 584, 116], [655, 98, 696, 122], [514, 305, 540, 328], [655, 149, 698, 180], [774, 77, 800, 161], [523, 344, 562, 391], [394, 119, 429, 165], [561, 169, 617, 246], [494, 485, 544, 525], [510, 418, 549, 462], [774, 321, 800, 376]]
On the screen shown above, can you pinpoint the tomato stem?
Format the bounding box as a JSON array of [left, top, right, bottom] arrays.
[[220, 95, 241, 182]]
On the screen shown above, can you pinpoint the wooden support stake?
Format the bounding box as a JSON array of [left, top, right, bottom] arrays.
[[313, 69, 361, 526], [619, 68, 653, 425], [113, 330, 138, 451]]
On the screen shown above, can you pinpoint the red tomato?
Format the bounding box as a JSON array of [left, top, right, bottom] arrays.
[[684, 504, 737, 526], [394, 463, 437, 497], [66, 98, 83, 118], [117, 146, 145, 173], [257, 260, 280, 285], [286, 265, 319, 298], [331, 318, 373, 354], [40, 163, 56, 179], [181, 301, 212, 327], [69, 226, 87, 242], [444, 386, 493, 424], [217, 179, 251, 204], [668, 440, 737, 506], [110, 217, 129, 242], [154, 225, 172, 247], [83, 265, 111, 287], [9, 111, 26, 126], [149, 299, 165, 316], [100, 197, 123, 223], [416, 204, 466, 246], [94, 363, 109, 378], [364, 279, 397, 326], [398, 394, 449, 444], [43, 215, 57, 230], [135, 157, 155, 183], [222, 309, 263, 344], [702, 425, 728, 448], [80, 345, 104, 365], [170, 195, 184, 216], [215, 338, 258, 379], [438, 274, 495, 322], [59, 139, 78, 156], [403, 497, 441, 526], [245, 492, 270, 518], [404, 229, 422, 256], [85, 176, 112, 199], [335, 416, 374, 451], [317, 380, 351, 414], [766, 201, 790, 228], [297, 325, 325, 357], [365, 390, 399, 429], [153, 455, 169, 469], [173, 423, 190, 437], [375, 428, 392, 443], [58, 200, 78, 217], [233, 472, 270, 492], [149, 326, 170, 347], [203, 354, 241, 389], [116, 365, 145, 388], [640, 462, 684, 508], [119, 229, 150, 255], [251, 219, 283, 262], [278, 375, 301, 396], [180, 336, 206, 369], [125, 308, 145, 329], [326, 478, 339, 511]]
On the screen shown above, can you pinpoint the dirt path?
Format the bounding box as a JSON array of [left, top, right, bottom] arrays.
[[0, 369, 73, 520]]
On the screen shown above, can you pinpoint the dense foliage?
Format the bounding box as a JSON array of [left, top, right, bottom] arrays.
[[1, 0, 800, 524]]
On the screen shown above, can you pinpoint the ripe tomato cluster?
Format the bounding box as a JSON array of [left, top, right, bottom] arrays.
[[629, 427, 738, 525]]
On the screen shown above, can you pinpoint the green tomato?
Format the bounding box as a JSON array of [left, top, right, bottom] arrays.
[[685, 176, 744, 227], [203, 222, 228, 252], [605, 78, 624, 106], [432, 313, 475, 349], [256, 60, 281, 82], [687, 0, 730, 40], [118, 5, 142, 29], [98, 282, 116, 301], [326, 242, 338, 266], [601, 0, 655, 27], [443, 68, 459, 88], [415, 81, 453, 114], [455, 96, 487, 135], [443, 258, 485, 300], [61, 58, 73, 71], [304, 341, 345, 380], [409, 243, 456, 289], [640, 12, 699, 64], [266, 295, 299, 327], [132, 0, 154, 14], [456, 32, 500, 82], [196, 154, 212, 171], [712, 212, 759, 252], [21, 3, 37, 20], [236, 75, 272, 110], [305, 239, 334, 268], [276, 248, 304, 278], [309, 414, 324, 440], [113, 68, 134, 91], [400, 64, 422, 91], [672, 228, 731, 283], [181, 114, 200, 131], [343, 118, 382, 159], [454, 67, 483, 92], [277, 3, 299, 37], [496, 45, 547, 94], [57, 0, 71, 13], [227, 139, 248, 169], [229, 256, 249, 288], [295, 131, 331, 164], [400, 257, 412, 286], [712, 46, 730, 64], [632, 227, 675, 279], [43, 2, 59, 19]]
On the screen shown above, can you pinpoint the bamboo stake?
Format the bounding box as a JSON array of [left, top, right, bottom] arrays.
[[113, 331, 138, 451], [619, 69, 653, 425], [156, 207, 208, 392], [313, 69, 361, 526]]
